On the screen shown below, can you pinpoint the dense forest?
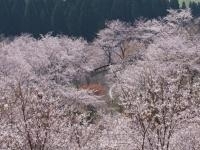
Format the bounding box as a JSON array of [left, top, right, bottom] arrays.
[[0, 0, 183, 40], [1, 9, 200, 149], [190, 1, 200, 16]]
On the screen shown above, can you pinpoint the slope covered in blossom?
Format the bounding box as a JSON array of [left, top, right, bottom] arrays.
[[1, 9, 200, 150]]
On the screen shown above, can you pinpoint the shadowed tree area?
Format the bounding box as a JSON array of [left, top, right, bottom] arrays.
[[0, 0, 182, 40], [0, 0, 200, 40]]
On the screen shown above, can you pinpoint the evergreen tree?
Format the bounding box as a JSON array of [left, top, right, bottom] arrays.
[[110, 0, 127, 21], [92, 0, 112, 26], [182, 1, 186, 9], [130, 0, 141, 20], [152, 0, 169, 17], [0, 0, 11, 35], [51, 0, 66, 34], [40, 0, 55, 34], [141, 0, 153, 18], [10, 0, 25, 34], [169, 0, 179, 9], [79, 0, 100, 40], [190, 2, 200, 17], [24, 0, 42, 35], [67, 0, 82, 36]]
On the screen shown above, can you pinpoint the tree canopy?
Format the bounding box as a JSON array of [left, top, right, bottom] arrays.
[[1, 9, 200, 150], [0, 0, 183, 40]]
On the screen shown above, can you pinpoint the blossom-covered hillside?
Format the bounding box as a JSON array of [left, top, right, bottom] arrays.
[[1, 9, 200, 150]]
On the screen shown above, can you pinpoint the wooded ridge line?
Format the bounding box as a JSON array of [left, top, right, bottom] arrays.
[[1, 0, 200, 40]]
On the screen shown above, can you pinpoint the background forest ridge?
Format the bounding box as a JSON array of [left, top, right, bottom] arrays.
[[1, 0, 200, 40]]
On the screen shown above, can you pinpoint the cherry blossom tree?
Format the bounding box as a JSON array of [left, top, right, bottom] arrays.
[[0, 34, 105, 150], [109, 9, 200, 150], [95, 20, 133, 64]]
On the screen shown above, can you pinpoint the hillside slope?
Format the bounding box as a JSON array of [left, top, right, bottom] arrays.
[[180, 0, 200, 5]]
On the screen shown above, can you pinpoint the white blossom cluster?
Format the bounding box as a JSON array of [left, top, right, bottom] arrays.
[[1, 9, 200, 150]]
